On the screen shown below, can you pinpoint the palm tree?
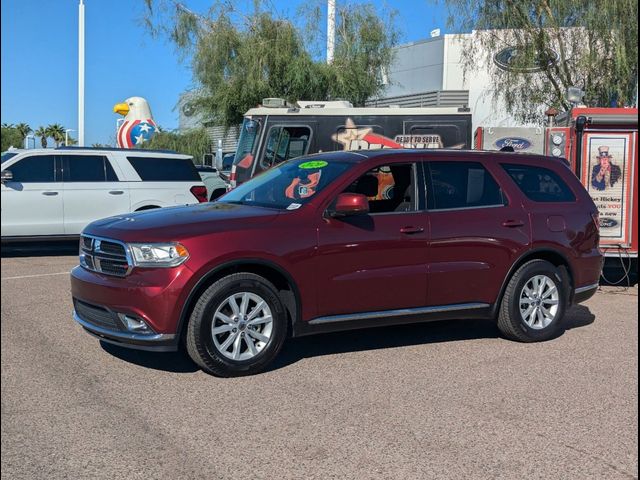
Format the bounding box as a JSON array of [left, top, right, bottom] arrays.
[[15, 123, 32, 140], [1, 123, 15, 129], [35, 126, 48, 148], [46, 124, 66, 147]]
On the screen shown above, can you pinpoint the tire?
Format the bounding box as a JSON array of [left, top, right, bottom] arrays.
[[497, 259, 568, 342], [186, 273, 288, 377]]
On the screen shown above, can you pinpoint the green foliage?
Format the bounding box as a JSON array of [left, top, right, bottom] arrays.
[[445, 0, 639, 122], [1, 126, 24, 152], [34, 126, 48, 148], [46, 124, 66, 147], [139, 127, 211, 162], [143, 1, 398, 126], [15, 123, 32, 140]]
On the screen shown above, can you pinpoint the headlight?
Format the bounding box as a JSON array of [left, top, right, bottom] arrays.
[[128, 242, 189, 267]]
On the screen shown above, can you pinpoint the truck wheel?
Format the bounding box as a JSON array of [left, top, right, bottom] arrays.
[[497, 259, 568, 342], [186, 273, 287, 377]]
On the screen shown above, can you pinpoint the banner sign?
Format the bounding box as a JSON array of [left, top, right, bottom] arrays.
[[581, 132, 635, 246]]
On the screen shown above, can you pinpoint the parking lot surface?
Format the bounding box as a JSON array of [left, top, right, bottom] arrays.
[[1, 246, 638, 480]]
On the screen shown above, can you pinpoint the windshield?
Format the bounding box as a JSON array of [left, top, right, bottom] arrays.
[[219, 157, 354, 210], [1, 152, 18, 164], [233, 118, 260, 167]]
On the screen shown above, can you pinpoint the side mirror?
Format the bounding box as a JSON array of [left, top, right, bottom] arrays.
[[330, 193, 369, 217], [1, 170, 13, 183]]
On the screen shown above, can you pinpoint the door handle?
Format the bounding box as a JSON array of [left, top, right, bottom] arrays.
[[42, 191, 59, 196], [502, 220, 525, 228], [400, 226, 424, 234], [109, 190, 124, 195]]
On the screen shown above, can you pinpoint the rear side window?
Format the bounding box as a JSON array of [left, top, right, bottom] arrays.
[[426, 161, 505, 210], [7, 155, 56, 182], [502, 164, 576, 202], [62, 155, 118, 182], [127, 157, 200, 181]]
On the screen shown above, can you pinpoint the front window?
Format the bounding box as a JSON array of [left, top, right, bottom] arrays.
[[232, 118, 261, 180], [219, 157, 353, 210], [260, 126, 311, 170]]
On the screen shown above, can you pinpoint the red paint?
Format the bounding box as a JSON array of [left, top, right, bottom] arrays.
[[71, 150, 603, 344]]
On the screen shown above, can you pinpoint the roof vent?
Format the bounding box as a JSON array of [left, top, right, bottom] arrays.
[[297, 100, 353, 109], [262, 98, 287, 108]]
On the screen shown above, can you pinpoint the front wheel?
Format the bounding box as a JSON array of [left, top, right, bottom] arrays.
[[497, 259, 568, 342], [186, 273, 288, 377]]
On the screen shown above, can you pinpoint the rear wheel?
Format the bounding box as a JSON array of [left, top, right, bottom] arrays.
[[186, 273, 287, 377], [497, 260, 568, 342]]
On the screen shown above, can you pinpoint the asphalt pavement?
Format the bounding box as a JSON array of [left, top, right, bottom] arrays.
[[1, 246, 638, 479]]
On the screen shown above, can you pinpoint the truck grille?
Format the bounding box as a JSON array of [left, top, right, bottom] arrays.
[[80, 235, 131, 277]]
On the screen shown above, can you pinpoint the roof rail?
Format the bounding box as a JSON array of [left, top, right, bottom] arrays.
[[55, 146, 179, 154]]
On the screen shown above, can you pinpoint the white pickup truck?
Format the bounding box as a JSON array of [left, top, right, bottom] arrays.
[[1, 147, 207, 241]]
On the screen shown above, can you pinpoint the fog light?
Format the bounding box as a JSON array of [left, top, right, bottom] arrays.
[[117, 313, 153, 333]]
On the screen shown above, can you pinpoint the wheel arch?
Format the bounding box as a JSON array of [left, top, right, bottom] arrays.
[[176, 259, 301, 346], [492, 248, 575, 317]]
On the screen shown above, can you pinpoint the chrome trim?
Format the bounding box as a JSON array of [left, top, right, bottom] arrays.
[[308, 302, 490, 325], [574, 283, 599, 295], [74, 310, 176, 343], [80, 234, 133, 277]]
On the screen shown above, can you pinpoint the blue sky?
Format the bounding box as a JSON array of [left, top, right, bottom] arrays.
[[1, 0, 449, 146]]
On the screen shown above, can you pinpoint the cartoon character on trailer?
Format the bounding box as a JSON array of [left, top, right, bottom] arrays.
[[113, 96, 157, 148], [591, 145, 622, 191]]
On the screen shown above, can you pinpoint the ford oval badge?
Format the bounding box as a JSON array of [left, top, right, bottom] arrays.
[[495, 137, 532, 151]]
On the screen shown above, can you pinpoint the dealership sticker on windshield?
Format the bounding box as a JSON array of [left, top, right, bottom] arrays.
[[299, 160, 328, 169], [287, 203, 302, 210]]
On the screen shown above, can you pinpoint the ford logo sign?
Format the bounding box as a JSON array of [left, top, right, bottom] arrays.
[[495, 137, 532, 151], [494, 46, 559, 73], [599, 218, 619, 228]]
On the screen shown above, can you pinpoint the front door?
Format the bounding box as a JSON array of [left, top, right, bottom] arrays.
[[1, 154, 64, 237], [316, 161, 429, 317]]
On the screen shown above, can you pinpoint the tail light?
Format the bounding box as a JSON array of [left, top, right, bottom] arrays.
[[228, 165, 237, 191], [190, 185, 208, 203]]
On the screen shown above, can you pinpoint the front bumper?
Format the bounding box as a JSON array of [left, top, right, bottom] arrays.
[[71, 264, 193, 351]]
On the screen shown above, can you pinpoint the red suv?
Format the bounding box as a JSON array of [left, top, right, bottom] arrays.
[[71, 150, 603, 376]]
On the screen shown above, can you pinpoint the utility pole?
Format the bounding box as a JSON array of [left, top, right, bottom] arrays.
[[78, 0, 85, 146], [327, 0, 335, 64]]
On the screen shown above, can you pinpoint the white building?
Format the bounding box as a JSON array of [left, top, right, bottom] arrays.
[[368, 32, 533, 131]]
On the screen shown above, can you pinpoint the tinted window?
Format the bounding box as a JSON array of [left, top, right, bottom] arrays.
[[2, 152, 18, 164], [7, 155, 56, 183], [63, 155, 118, 182], [344, 163, 417, 213], [127, 157, 200, 181], [502, 164, 576, 202], [427, 161, 505, 210]]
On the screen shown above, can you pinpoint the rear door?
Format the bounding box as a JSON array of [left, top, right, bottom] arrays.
[[424, 159, 531, 306], [1, 154, 64, 236], [61, 154, 130, 234]]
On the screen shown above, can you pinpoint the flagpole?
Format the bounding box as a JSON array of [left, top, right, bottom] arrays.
[[78, 0, 85, 146]]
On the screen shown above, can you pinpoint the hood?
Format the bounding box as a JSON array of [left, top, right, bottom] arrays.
[[84, 202, 281, 243]]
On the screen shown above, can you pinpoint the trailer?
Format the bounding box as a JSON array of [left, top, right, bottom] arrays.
[[228, 99, 472, 187]]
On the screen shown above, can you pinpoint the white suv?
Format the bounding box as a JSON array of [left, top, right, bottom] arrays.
[[1, 147, 207, 240]]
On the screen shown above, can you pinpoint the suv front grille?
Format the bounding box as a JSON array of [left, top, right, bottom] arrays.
[[74, 299, 124, 331], [80, 235, 131, 277]]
